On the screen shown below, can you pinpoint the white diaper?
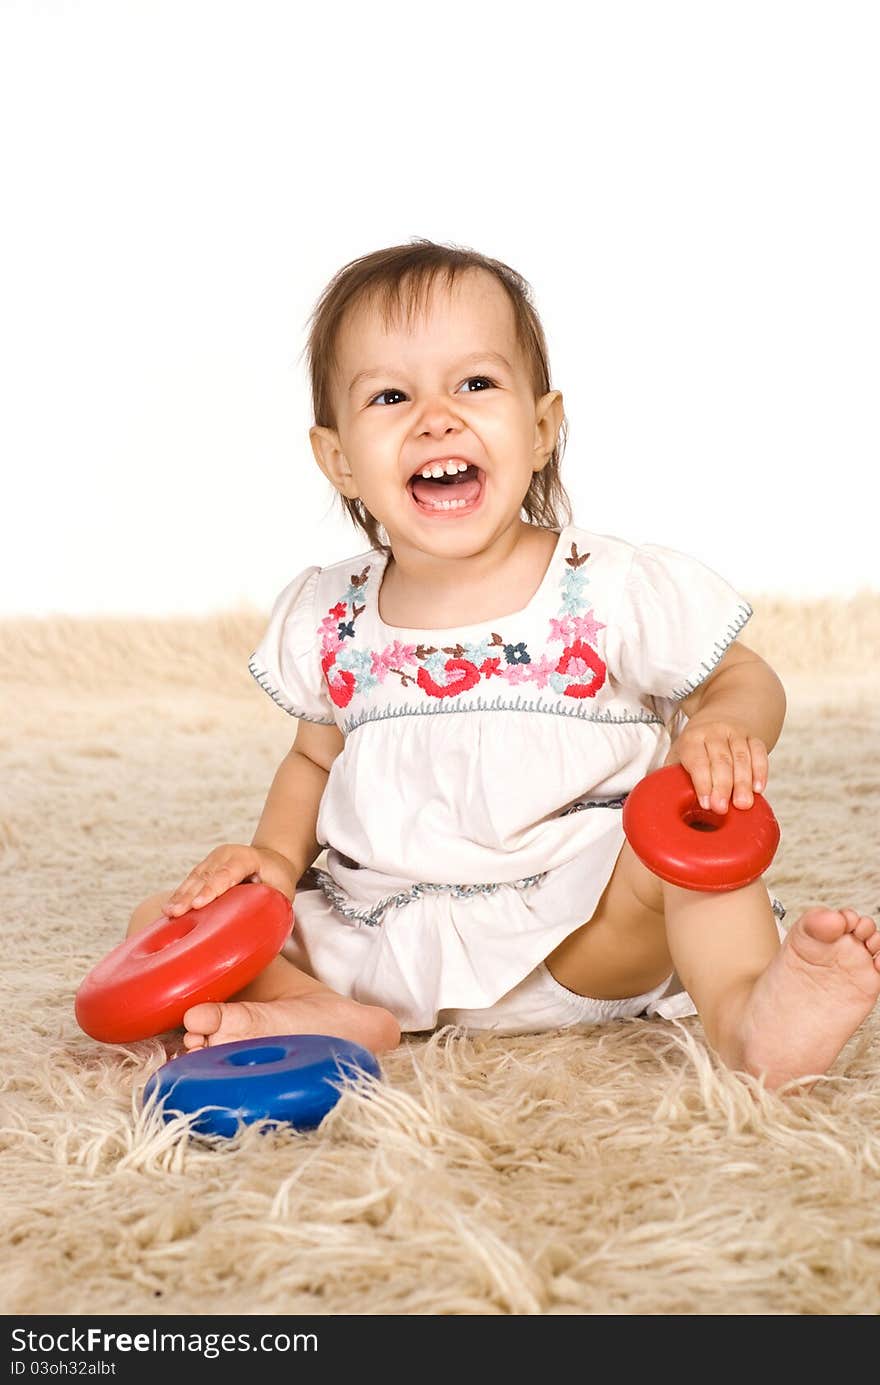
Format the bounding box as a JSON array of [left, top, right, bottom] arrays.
[[431, 959, 687, 1036], [430, 910, 789, 1037]]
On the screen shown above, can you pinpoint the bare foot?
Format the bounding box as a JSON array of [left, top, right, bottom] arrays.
[[735, 907, 880, 1088], [181, 990, 401, 1057]]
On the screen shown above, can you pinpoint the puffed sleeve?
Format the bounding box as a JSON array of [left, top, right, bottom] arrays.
[[604, 542, 754, 703], [247, 566, 336, 724]]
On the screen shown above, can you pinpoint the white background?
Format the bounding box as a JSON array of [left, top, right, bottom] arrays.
[[1, 0, 877, 616]]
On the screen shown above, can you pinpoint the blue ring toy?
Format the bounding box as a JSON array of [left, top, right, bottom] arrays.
[[143, 1033, 382, 1137]]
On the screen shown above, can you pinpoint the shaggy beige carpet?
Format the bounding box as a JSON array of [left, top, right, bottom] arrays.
[[2, 590, 879, 1316]]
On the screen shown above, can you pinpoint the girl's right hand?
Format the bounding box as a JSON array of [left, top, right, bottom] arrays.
[[163, 844, 299, 915]]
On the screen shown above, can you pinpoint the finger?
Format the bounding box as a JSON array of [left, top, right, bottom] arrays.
[[705, 735, 735, 811], [749, 738, 769, 793], [730, 739, 756, 809], [166, 865, 217, 913], [165, 871, 207, 914], [190, 863, 242, 906], [680, 749, 713, 808]]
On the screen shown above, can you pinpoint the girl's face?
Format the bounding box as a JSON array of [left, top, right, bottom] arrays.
[[311, 269, 563, 557]]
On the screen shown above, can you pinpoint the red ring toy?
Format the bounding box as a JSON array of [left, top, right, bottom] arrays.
[[622, 763, 780, 891], [75, 883, 293, 1043]]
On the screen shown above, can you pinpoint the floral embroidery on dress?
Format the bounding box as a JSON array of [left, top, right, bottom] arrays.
[[318, 541, 608, 711]]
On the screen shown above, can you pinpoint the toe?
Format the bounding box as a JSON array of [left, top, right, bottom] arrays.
[[182, 1001, 223, 1037], [800, 908, 850, 943], [852, 915, 878, 942], [204, 1000, 268, 1045]]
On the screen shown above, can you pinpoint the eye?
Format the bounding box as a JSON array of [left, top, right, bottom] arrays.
[[367, 376, 497, 407]]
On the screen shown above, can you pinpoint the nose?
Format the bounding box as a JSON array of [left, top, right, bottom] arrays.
[[414, 394, 466, 432], [417, 418, 465, 448]]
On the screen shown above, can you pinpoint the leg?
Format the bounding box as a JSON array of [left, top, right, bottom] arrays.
[[544, 838, 675, 999], [541, 845, 880, 1089], [657, 876, 781, 1060], [125, 889, 401, 1056]]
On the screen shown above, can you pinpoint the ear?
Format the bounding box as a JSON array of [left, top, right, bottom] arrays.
[[533, 390, 565, 470], [310, 425, 359, 499]]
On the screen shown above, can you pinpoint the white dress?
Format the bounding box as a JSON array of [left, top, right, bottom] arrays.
[[248, 523, 786, 1032]]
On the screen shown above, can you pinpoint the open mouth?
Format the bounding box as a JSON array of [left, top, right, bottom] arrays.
[[407, 464, 486, 517]]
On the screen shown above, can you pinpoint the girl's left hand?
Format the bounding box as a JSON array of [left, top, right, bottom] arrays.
[[662, 720, 768, 814]]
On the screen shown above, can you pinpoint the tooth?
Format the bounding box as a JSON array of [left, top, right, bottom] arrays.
[[415, 457, 471, 479], [415, 460, 472, 480], [428, 496, 469, 509]]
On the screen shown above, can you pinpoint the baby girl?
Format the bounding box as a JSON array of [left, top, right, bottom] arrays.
[[124, 239, 880, 1090]]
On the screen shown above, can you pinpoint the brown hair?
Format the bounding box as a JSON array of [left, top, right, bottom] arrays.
[[301, 237, 572, 555]]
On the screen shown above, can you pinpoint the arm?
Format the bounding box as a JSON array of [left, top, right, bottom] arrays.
[[163, 744, 332, 916], [251, 749, 330, 886], [663, 647, 787, 813], [675, 655, 787, 753]]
